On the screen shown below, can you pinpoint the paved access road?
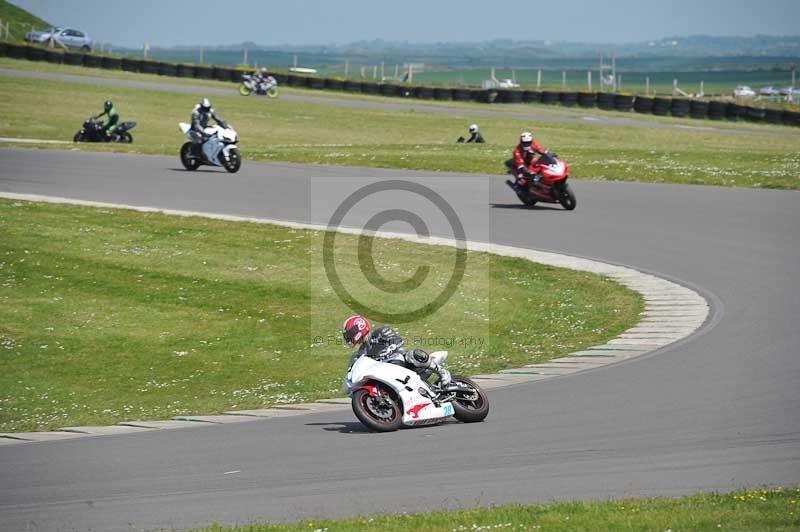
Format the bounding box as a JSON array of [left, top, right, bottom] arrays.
[[0, 148, 798, 531]]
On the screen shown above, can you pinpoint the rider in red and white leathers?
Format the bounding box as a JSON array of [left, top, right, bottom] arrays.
[[507, 131, 548, 188]]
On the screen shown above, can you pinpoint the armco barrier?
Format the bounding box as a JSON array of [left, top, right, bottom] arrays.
[[614, 94, 634, 112], [559, 92, 578, 106], [540, 91, 558, 104], [633, 96, 654, 113], [577, 92, 596, 108], [671, 98, 690, 118], [689, 100, 709, 119], [523, 90, 542, 103], [597, 92, 615, 110], [433, 87, 452, 101]]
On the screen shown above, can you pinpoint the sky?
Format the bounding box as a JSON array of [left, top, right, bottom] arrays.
[[10, 0, 800, 48]]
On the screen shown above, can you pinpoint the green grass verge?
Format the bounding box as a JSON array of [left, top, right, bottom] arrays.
[[0, 0, 50, 41], [194, 487, 800, 531], [0, 199, 641, 432], [1, 68, 798, 190]]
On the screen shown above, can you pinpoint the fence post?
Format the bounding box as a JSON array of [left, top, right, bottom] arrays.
[[618, 75, 622, 91], [587, 71, 592, 91], [393, 64, 398, 81], [344, 59, 349, 79], [0, 18, 3, 40], [700, 81, 704, 97], [673, 78, 678, 97], [199, 48, 204, 64], [360, 66, 365, 79], [243, 48, 248, 66], [380, 61, 384, 80], [143, 41, 148, 59], [537, 68, 541, 89], [372, 65, 377, 79], [562, 71, 566, 88], [645, 77, 650, 96]]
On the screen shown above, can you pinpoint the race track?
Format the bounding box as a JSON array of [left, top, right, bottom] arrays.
[[0, 148, 798, 531]]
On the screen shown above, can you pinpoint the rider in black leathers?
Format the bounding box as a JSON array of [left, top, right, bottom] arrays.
[[190, 98, 227, 144]]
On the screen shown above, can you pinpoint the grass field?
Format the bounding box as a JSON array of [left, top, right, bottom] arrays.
[[0, 199, 641, 432], [1, 60, 799, 190], [0, 0, 49, 41], [195, 487, 799, 531]]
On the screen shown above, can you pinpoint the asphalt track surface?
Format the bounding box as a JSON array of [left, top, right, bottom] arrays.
[[1, 66, 794, 138], [0, 148, 799, 531]]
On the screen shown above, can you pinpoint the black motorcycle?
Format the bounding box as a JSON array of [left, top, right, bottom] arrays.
[[73, 117, 136, 143]]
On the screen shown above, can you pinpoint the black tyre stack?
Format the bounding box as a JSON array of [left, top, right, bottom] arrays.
[[414, 86, 434, 99], [157, 62, 178, 77], [433, 87, 453, 101], [783, 111, 800, 127], [212, 67, 231, 82], [707, 101, 726, 120], [361, 82, 380, 95], [597, 92, 615, 110], [541, 91, 559, 105], [652, 97, 671, 116], [177, 64, 194, 77], [83, 54, 102, 68], [308, 77, 325, 89], [523, 90, 542, 103], [614, 94, 634, 112], [671, 98, 690, 118], [689, 100, 709, 119], [559, 91, 578, 106], [725, 103, 740, 121], [764, 108, 783, 124], [325, 78, 344, 90], [139, 60, 158, 74], [634, 96, 654, 113], [25, 46, 47, 61], [452, 88, 472, 101], [476, 90, 497, 103], [44, 49, 63, 64], [194, 66, 214, 80], [502, 90, 523, 103], [62, 52, 84, 66], [121, 58, 142, 73], [6, 44, 26, 59], [577, 92, 596, 108], [344, 80, 362, 92], [745, 106, 765, 123]]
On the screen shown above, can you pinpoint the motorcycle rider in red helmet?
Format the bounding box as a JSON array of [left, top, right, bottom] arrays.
[[341, 315, 452, 388], [506, 131, 548, 190]]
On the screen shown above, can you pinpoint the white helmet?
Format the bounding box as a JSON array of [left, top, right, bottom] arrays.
[[469, 124, 479, 133], [520, 131, 533, 143], [200, 98, 212, 111]]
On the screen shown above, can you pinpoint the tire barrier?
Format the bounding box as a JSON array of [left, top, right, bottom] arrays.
[[44, 50, 62, 64], [597, 92, 615, 110], [433, 87, 453, 101], [25, 46, 47, 62], [101, 56, 123, 70], [284, 74, 300, 87], [652, 97, 671, 116], [194, 66, 214, 80], [523, 90, 542, 103], [614, 94, 634, 112], [577, 92, 597, 108], [502, 90, 523, 103], [764, 108, 783, 124], [61, 52, 83, 66], [176, 64, 195, 78], [83, 54, 102, 68], [671, 98, 690, 118], [559, 92, 579, 106], [5, 43, 26, 59], [139, 60, 158, 74], [362, 82, 380, 95], [414, 86, 434, 99], [451, 88, 472, 101], [308, 77, 325, 89], [784, 111, 800, 127], [707, 101, 726, 120], [725, 103, 740, 121], [746, 106, 765, 123], [325, 78, 345, 90], [0, 43, 7, 57], [212, 67, 231, 82], [540, 91, 559, 104], [121, 58, 142, 73], [344, 80, 362, 92], [157, 62, 178, 77], [689, 100, 709, 119], [633, 96, 654, 113]]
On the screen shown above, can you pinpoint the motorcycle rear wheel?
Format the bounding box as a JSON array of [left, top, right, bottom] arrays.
[[238, 84, 252, 96], [558, 182, 577, 211], [449, 376, 489, 423], [180, 142, 201, 171], [352, 385, 403, 432]]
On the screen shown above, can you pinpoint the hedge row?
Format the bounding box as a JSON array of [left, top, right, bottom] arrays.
[[2, 42, 799, 127]]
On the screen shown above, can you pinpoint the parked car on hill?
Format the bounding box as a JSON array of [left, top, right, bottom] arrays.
[[733, 85, 756, 98], [759, 86, 781, 97], [25, 27, 92, 50]]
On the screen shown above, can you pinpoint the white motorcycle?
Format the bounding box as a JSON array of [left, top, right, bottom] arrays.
[[239, 73, 279, 99], [178, 122, 242, 173], [343, 350, 489, 432]]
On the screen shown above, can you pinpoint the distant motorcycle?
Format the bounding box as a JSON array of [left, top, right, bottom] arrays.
[[73, 117, 136, 143], [505, 152, 577, 210], [178, 122, 241, 173], [239, 73, 279, 99]]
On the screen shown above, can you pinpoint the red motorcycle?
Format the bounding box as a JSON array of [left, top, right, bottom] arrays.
[[505, 152, 577, 210]]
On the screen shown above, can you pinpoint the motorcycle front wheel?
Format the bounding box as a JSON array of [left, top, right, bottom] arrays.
[[449, 376, 489, 423], [119, 132, 133, 143], [180, 142, 201, 171], [238, 84, 252, 96], [352, 384, 403, 432], [266, 87, 279, 99], [73, 131, 84, 143], [221, 147, 242, 173], [557, 182, 577, 211]]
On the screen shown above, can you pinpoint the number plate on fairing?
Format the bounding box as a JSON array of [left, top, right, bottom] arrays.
[[443, 403, 454, 416]]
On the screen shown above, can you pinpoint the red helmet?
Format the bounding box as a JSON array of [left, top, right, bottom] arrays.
[[342, 315, 370, 346]]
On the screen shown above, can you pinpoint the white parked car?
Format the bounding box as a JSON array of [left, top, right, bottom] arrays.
[[779, 86, 800, 97], [759, 86, 781, 97], [733, 86, 756, 98], [25, 27, 93, 50]]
